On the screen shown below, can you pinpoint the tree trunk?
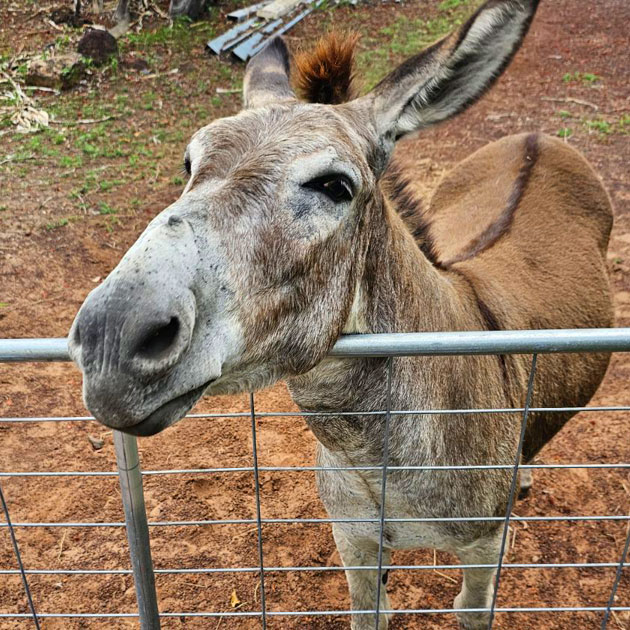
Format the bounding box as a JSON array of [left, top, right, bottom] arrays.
[[115, 0, 130, 23], [169, 0, 205, 19]]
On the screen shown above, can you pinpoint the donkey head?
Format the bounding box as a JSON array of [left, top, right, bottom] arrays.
[[69, 0, 539, 435]]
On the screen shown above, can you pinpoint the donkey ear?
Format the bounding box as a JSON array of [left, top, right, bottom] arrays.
[[243, 37, 297, 109], [362, 0, 539, 140]]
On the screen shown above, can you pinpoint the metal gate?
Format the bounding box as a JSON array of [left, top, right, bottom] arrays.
[[1, 329, 629, 628]]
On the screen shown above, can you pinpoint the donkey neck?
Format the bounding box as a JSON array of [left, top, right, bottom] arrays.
[[287, 190, 481, 419]]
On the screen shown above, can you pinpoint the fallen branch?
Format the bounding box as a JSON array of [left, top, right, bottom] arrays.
[[20, 7, 49, 24], [50, 115, 120, 125], [0, 154, 36, 166], [541, 96, 599, 111]]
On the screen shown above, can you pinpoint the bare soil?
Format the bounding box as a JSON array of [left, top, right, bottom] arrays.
[[1, 0, 629, 629]]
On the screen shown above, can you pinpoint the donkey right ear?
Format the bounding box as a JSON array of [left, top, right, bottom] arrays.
[[358, 0, 539, 142], [243, 37, 297, 109]]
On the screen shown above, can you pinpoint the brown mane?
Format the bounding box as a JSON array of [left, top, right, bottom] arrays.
[[294, 32, 359, 104], [381, 165, 444, 269]]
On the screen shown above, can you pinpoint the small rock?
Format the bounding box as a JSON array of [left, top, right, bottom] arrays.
[[26, 53, 86, 91], [88, 434, 104, 450], [78, 28, 118, 66]]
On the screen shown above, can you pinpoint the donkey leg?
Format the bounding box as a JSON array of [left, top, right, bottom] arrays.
[[332, 524, 391, 630], [453, 531, 503, 630]]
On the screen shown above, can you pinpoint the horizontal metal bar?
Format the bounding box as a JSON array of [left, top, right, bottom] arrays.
[[2, 606, 630, 618], [2, 463, 630, 477], [3, 405, 630, 425], [0, 338, 69, 362], [3, 328, 630, 363], [329, 328, 630, 357], [0, 561, 624, 576], [2, 515, 629, 528]]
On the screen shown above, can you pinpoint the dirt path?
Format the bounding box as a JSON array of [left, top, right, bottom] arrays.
[[1, 0, 629, 628]]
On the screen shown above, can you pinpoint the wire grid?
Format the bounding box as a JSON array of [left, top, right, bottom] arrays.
[[1, 345, 630, 628]]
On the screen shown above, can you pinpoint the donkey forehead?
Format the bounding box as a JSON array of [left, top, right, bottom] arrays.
[[187, 104, 373, 174]]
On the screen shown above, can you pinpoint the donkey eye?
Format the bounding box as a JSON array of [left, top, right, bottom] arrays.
[[184, 156, 191, 175], [304, 174, 354, 203]]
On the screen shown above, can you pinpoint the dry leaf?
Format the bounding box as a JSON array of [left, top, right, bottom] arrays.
[[229, 589, 241, 609]]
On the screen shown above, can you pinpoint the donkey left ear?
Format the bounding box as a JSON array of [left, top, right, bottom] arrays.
[[360, 0, 539, 141], [243, 37, 297, 109]]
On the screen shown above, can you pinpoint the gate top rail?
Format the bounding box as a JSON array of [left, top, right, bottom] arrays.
[[2, 328, 630, 362]]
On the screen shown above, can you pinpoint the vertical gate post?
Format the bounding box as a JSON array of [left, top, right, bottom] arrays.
[[113, 430, 161, 630]]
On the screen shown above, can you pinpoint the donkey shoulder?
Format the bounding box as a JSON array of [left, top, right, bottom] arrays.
[[427, 132, 612, 268]]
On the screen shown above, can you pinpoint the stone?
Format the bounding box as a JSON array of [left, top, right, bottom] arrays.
[[77, 28, 118, 66], [26, 53, 86, 90]]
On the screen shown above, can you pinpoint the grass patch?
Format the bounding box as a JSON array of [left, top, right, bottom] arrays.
[[98, 202, 118, 215], [46, 217, 70, 230], [356, 0, 481, 89], [584, 119, 612, 135], [562, 71, 601, 85]]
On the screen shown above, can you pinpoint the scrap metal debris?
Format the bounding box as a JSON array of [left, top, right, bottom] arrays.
[[207, 0, 324, 62]]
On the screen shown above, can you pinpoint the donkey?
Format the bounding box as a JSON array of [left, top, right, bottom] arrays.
[[68, 0, 613, 627]]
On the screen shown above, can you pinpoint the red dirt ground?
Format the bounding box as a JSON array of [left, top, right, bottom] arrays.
[[1, 0, 629, 629]]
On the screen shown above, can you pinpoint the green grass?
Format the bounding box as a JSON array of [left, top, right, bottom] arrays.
[[121, 17, 215, 53], [46, 218, 70, 230], [557, 127, 573, 138], [356, 0, 481, 89], [584, 119, 612, 135], [98, 202, 118, 215], [562, 71, 601, 85]]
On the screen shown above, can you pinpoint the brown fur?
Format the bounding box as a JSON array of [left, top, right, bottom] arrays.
[[294, 32, 359, 104]]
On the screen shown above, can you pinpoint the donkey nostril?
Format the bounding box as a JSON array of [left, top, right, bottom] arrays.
[[135, 317, 181, 361]]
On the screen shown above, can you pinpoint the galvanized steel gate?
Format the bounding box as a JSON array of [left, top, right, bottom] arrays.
[[1, 329, 630, 629]]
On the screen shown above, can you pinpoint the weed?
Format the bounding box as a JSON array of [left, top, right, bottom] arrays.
[[557, 127, 573, 138], [584, 119, 611, 135], [618, 114, 630, 133], [98, 201, 118, 215], [558, 110, 571, 120], [46, 218, 69, 230], [60, 155, 83, 168], [562, 71, 601, 85], [104, 214, 121, 232], [99, 179, 123, 192], [172, 175, 184, 185]]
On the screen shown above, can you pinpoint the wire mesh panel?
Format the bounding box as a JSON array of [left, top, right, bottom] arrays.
[[1, 330, 630, 629]]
